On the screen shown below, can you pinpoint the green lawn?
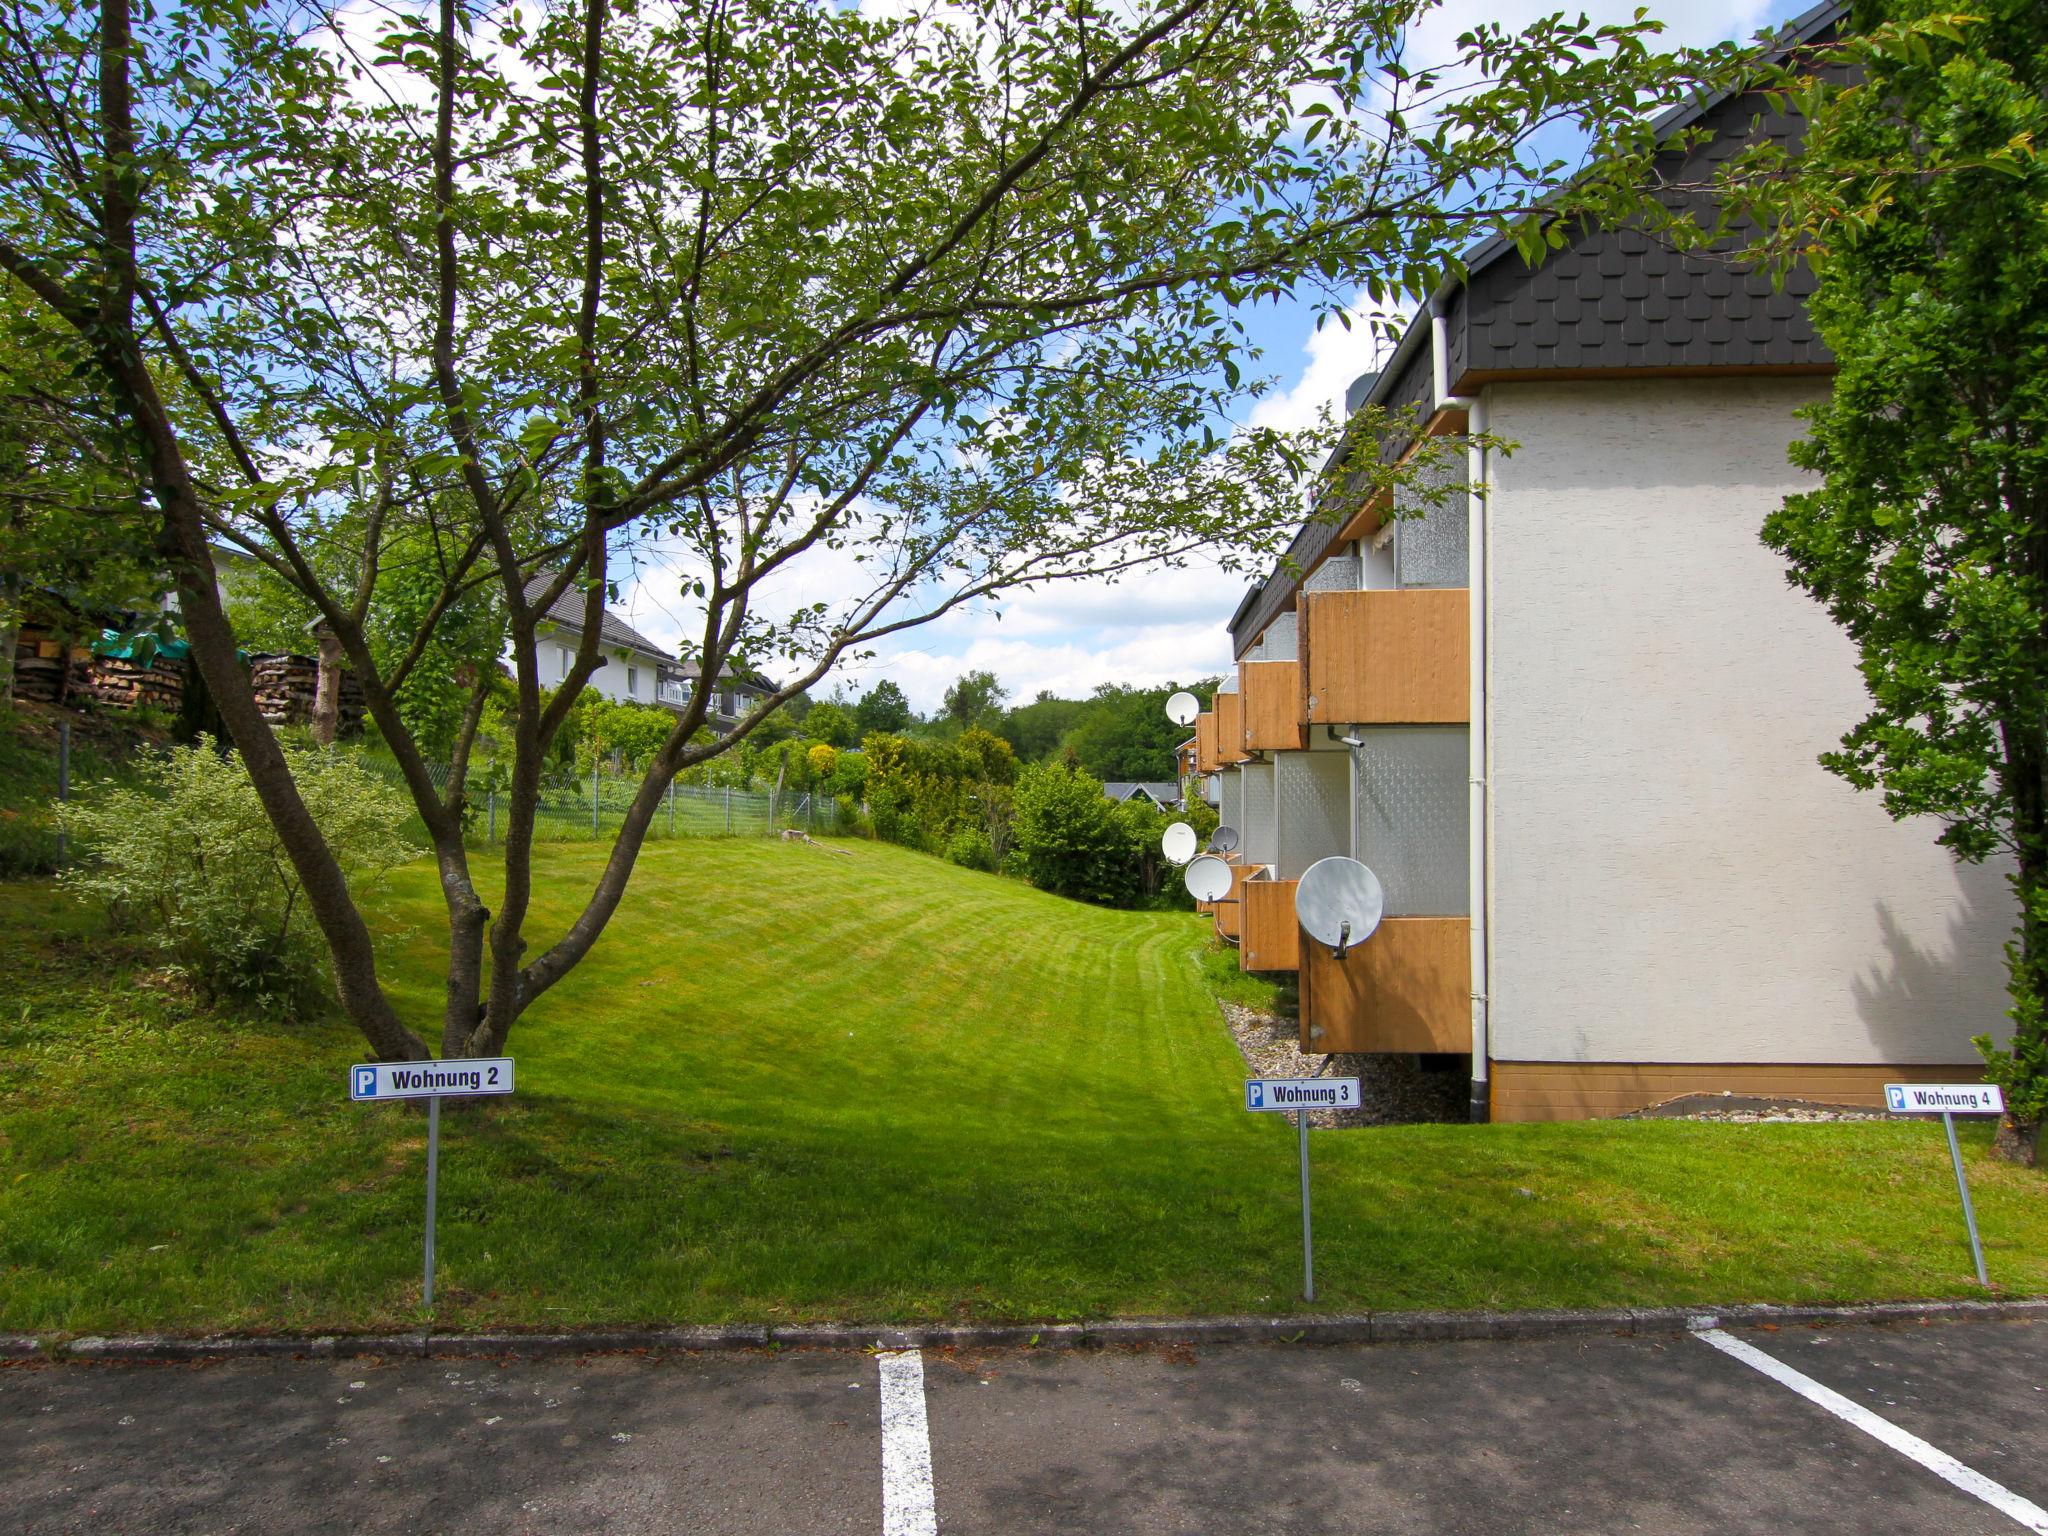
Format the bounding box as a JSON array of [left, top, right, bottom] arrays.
[[1, 836, 2044, 1336]]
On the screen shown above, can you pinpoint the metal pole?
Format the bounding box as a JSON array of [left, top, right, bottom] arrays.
[[487, 788, 496, 843], [424, 1094, 441, 1309], [1298, 1108, 1315, 1302], [1943, 1111, 1989, 1286], [592, 763, 600, 835], [667, 779, 675, 838], [55, 720, 70, 866], [725, 786, 732, 834]]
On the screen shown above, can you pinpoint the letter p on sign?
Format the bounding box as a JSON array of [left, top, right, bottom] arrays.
[[353, 1066, 377, 1099], [1887, 1085, 1908, 1112]]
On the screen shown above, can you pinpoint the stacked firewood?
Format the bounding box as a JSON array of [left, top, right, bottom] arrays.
[[249, 652, 364, 731], [76, 651, 185, 712], [11, 626, 85, 705]]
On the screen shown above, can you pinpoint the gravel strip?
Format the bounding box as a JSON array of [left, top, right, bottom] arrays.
[[1220, 1001, 1466, 1127], [1621, 1093, 1893, 1124]]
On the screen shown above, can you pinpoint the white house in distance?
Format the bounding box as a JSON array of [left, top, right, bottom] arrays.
[[1189, 0, 2012, 1122], [521, 573, 771, 729]]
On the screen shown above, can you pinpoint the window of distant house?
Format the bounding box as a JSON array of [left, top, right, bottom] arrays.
[[627, 665, 638, 697], [557, 644, 570, 679]]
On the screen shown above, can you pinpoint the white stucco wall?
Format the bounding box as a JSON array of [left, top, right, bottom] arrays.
[[1486, 377, 2011, 1065], [526, 625, 669, 707]]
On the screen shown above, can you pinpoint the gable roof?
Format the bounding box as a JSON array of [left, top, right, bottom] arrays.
[[523, 572, 671, 659], [1105, 781, 1183, 806]]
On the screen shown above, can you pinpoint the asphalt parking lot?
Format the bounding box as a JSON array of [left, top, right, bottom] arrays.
[[5, 1319, 2045, 1534]]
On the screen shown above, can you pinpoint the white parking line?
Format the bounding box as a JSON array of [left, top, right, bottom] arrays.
[[1694, 1326, 2048, 1533], [877, 1349, 938, 1536]]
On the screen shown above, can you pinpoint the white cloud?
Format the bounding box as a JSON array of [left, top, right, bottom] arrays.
[[1247, 293, 1408, 436]]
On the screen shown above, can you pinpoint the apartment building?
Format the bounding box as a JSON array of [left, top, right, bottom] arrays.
[[1190, 1, 2012, 1122]]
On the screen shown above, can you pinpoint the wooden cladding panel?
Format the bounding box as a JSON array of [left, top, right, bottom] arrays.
[[1239, 661, 1307, 752], [1213, 691, 1247, 764], [1302, 589, 1469, 725], [1212, 861, 1260, 942], [1195, 712, 1219, 774], [1489, 1061, 1987, 1123], [1240, 879, 1300, 973], [1299, 917, 1470, 1054]]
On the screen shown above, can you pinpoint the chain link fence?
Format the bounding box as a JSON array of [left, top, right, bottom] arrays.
[[354, 756, 844, 846], [9, 726, 845, 877]]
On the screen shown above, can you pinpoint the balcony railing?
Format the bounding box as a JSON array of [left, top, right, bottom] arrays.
[[1240, 877, 1300, 973], [1238, 660, 1306, 752], [1300, 588, 1469, 725], [1298, 916, 1471, 1053]]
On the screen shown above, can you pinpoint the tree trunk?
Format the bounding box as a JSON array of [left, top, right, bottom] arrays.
[[311, 625, 343, 746], [1994, 1115, 2040, 1167], [0, 575, 18, 709]]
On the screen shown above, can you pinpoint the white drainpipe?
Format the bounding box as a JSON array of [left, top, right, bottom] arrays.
[[1463, 394, 1491, 1123], [1432, 289, 1491, 1124]]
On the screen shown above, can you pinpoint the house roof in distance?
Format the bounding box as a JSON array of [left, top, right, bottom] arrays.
[[522, 572, 670, 659], [1105, 781, 1184, 806]]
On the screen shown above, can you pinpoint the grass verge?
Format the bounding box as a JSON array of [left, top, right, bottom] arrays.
[[2, 837, 2043, 1334]]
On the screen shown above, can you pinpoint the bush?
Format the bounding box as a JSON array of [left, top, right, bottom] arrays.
[[944, 826, 996, 872], [59, 739, 417, 1015], [1010, 760, 1145, 906]]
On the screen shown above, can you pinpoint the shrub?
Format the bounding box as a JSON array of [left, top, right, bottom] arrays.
[[59, 739, 417, 1015], [1010, 760, 1145, 905], [807, 742, 839, 781], [945, 826, 996, 872]]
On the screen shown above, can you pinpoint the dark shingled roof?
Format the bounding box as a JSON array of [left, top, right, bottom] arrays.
[[523, 572, 671, 659]]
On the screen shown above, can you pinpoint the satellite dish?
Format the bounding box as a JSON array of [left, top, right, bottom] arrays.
[[1208, 825, 1239, 854], [1294, 856, 1384, 959], [1165, 690, 1200, 727], [1183, 854, 1233, 904], [1161, 822, 1198, 866]]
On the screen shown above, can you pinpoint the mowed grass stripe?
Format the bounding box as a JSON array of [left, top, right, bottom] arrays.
[[1, 837, 2044, 1332]]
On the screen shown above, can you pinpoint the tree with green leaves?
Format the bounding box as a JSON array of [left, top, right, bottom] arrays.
[[799, 698, 858, 750], [1746, 2, 2048, 1161], [0, 286, 155, 702], [853, 679, 915, 737], [942, 670, 1009, 733], [0, 0, 1753, 1063]]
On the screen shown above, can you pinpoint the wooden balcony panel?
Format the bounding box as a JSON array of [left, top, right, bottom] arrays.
[[1301, 588, 1469, 725], [1299, 917, 1471, 1054], [1239, 661, 1307, 753], [1213, 690, 1247, 764], [1195, 712, 1219, 774], [1240, 878, 1300, 973], [1213, 861, 1259, 941]]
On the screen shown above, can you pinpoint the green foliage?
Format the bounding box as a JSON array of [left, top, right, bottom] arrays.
[[1001, 690, 1083, 762], [1063, 681, 1217, 781], [0, 289, 158, 695], [942, 670, 1008, 732], [1751, 0, 2048, 1139], [944, 826, 997, 872], [58, 740, 415, 1015], [806, 742, 839, 781], [852, 681, 915, 737], [801, 700, 858, 749], [1010, 760, 1146, 906]]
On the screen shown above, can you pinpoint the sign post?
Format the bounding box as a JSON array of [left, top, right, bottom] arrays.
[[351, 1058, 515, 1309], [1884, 1082, 2004, 1286], [1245, 1076, 1360, 1301]]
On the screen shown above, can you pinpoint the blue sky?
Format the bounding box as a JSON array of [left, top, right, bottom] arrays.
[[613, 0, 1815, 714]]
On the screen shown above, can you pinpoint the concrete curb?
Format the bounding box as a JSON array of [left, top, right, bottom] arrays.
[[7, 1297, 2046, 1364]]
